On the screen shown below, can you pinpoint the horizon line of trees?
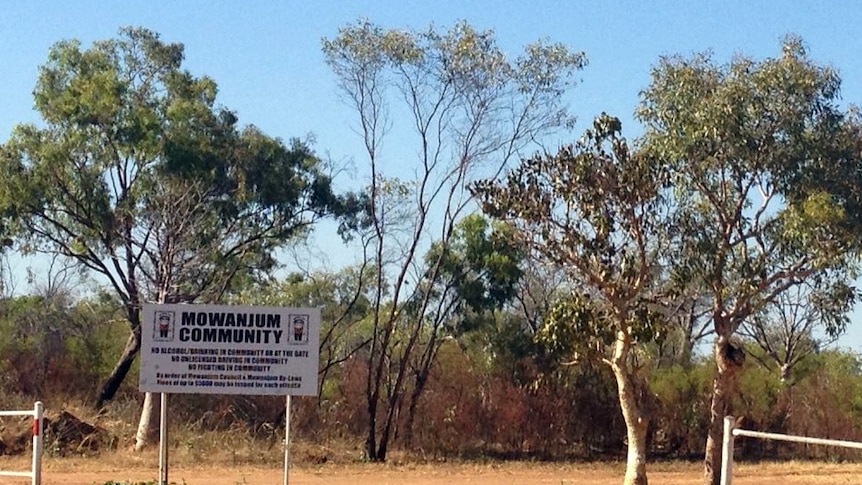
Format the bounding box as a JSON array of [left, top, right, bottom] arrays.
[[0, 273, 861, 464]]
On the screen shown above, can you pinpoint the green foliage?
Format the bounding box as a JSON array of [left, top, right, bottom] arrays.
[[0, 26, 366, 404], [474, 115, 673, 484], [539, 293, 608, 356], [537, 294, 667, 370], [800, 276, 856, 338], [323, 19, 587, 141], [474, 114, 672, 359], [638, 36, 862, 336], [743, 279, 858, 382], [638, 38, 862, 478], [0, 26, 363, 309], [650, 362, 711, 454], [244, 266, 372, 326], [419, 214, 523, 335], [323, 19, 587, 462], [4, 284, 862, 461], [0, 292, 122, 396], [736, 361, 787, 422], [239, 265, 375, 399]]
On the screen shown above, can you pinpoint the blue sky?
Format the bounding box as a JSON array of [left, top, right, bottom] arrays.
[[4, 2, 862, 149], [2, 1, 862, 349]]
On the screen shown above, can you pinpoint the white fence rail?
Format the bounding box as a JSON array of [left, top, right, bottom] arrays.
[[0, 402, 43, 485], [720, 415, 862, 485]]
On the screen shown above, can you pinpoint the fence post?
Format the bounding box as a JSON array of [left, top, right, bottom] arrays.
[[32, 401, 43, 485], [719, 415, 734, 485]]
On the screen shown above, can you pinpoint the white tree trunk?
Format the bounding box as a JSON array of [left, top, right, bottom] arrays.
[[621, 404, 649, 485], [134, 391, 158, 451], [609, 330, 650, 485]]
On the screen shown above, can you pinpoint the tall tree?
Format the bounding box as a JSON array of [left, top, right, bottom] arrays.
[[637, 37, 862, 485], [323, 19, 586, 461], [474, 114, 671, 485], [742, 277, 856, 382], [0, 27, 360, 444]]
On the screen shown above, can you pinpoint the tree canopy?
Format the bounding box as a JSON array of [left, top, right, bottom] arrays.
[[474, 114, 671, 485], [637, 36, 862, 485], [0, 27, 363, 407], [323, 19, 586, 462]]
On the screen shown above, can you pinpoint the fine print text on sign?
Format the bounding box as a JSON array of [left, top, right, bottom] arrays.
[[139, 303, 320, 396]]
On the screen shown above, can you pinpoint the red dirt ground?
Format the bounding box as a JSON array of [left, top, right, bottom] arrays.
[[1, 460, 860, 485]]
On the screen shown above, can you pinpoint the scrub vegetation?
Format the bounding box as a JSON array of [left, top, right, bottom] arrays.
[[1, 23, 862, 485]]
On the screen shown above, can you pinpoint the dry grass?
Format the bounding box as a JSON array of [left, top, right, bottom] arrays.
[[2, 452, 862, 485], [3, 397, 862, 484]]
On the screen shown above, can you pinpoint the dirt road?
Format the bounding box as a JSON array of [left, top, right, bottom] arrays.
[[3, 461, 857, 485]]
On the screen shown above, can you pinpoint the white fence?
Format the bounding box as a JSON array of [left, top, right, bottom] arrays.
[[720, 415, 862, 485], [0, 402, 43, 485]]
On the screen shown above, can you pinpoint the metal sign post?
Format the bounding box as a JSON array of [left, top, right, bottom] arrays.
[[283, 394, 291, 485], [159, 393, 169, 485], [139, 304, 320, 485]]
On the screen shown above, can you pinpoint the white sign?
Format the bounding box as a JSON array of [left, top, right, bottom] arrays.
[[139, 303, 320, 396]]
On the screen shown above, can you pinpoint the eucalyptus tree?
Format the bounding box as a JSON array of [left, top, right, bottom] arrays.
[[742, 277, 856, 383], [474, 114, 672, 485], [637, 37, 862, 485], [323, 19, 586, 461], [0, 28, 360, 447]]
